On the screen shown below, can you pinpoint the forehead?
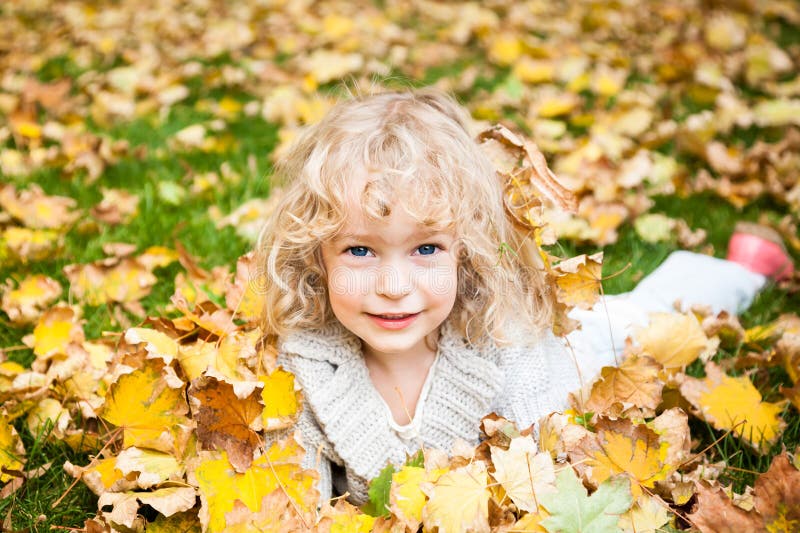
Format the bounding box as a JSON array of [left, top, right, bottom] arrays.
[[330, 169, 456, 240], [334, 202, 446, 242]]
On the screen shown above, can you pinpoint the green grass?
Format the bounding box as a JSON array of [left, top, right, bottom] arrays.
[[1, 423, 97, 529]]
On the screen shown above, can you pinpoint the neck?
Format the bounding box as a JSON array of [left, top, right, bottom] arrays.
[[362, 331, 440, 377]]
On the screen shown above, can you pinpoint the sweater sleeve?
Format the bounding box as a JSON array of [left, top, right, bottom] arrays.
[[493, 328, 582, 431]]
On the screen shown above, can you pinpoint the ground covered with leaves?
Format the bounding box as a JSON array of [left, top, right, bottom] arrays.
[[1, 0, 800, 531]]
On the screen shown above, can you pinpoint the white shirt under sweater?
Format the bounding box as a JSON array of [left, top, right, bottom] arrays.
[[273, 316, 582, 505]]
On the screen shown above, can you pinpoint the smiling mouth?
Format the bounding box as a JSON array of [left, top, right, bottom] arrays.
[[368, 312, 419, 319]]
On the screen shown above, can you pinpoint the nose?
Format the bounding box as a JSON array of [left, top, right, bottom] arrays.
[[374, 260, 414, 298]]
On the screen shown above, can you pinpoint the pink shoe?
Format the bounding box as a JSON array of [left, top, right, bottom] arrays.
[[727, 222, 794, 281]]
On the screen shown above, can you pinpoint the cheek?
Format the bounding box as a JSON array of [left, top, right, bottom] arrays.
[[419, 261, 458, 301], [326, 265, 372, 309]]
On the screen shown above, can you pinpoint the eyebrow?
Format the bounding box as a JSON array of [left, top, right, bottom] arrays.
[[336, 228, 445, 242]]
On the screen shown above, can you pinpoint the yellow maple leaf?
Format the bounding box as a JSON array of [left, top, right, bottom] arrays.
[[532, 91, 581, 118], [225, 252, 265, 322], [635, 312, 710, 370], [101, 360, 189, 452], [649, 408, 692, 468], [552, 252, 604, 310], [389, 465, 447, 530], [22, 304, 84, 359], [488, 34, 521, 66], [679, 362, 787, 450], [591, 65, 628, 97], [511, 510, 549, 532], [2, 227, 62, 262], [585, 202, 629, 246], [0, 414, 25, 483], [176, 331, 256, 382], [90, 188, 140, 226], [422, 462, 490, 533], [64, 456, 126, 496], [81, 340, 115, 371], [195, 437, 317, 533], [171, 293, 236, 337], [579, 421, 669, 499], [136, 245, 178, 270], [0, 360, 24, 395], [26, 397, 71, 440], [1, 274, 62, 325], [300, 50, 364, 85], [260, 368, 302, 431], [114, 447, 182, 489], [124, 327, 179, 363], [704, 13, 746, 52], [99, 486, 196, 530], [513, 57, 555, 84], [490, 437, 556, 513], [618, 494, 672, 533], [146, 511, 201, 533], [322, 499, 377, 532]]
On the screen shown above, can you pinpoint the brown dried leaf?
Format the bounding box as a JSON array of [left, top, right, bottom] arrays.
[[224, 491, 312, 532], [477, 124, 577, 220], [90, 188, 140, 225], [687, 482, 764, 533], [64, 257, 158, 306], [753, 453, 800, 528], [189, 375, 263, 472], [586, 355, 663, 416], [0, 184, 79, 230]]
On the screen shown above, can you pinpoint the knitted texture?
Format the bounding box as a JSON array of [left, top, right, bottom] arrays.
[[276, 317, 581, 505]]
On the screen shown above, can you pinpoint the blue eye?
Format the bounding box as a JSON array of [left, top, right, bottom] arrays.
[[347, 246, 371, 257], [417, 244, 439, 255], [344, 244, 441, 257]]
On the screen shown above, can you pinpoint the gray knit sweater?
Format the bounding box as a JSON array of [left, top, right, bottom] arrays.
[[275, 317, 581, 504]]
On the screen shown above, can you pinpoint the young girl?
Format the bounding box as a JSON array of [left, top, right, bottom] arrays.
[[255, 88, 794, 504]]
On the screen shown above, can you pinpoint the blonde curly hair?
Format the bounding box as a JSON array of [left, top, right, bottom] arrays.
[[256, 87, 554, 348]]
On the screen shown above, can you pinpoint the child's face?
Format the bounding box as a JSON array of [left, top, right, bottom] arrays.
[[321, 198, 459, 362]]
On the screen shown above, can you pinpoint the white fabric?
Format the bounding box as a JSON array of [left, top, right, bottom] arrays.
[[567, 251, 766, 380], [384, 352, 440, 440]]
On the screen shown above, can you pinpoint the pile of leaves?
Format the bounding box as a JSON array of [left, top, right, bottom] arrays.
[[2, 0, 800, 531], [3, 243, 800, 531], [1, 131, 799, 531]]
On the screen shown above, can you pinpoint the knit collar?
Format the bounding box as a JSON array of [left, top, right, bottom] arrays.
[[278, 317, 504, 482]]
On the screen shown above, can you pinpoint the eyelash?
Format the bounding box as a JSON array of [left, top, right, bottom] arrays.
[[344, 243, 444, 257]]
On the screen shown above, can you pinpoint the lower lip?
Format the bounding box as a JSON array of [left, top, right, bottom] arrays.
[[368, 313, 420, 329]]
